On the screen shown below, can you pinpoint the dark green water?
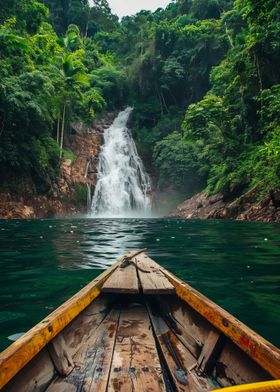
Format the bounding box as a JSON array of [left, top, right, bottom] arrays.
[[0, 218, 279, 351]]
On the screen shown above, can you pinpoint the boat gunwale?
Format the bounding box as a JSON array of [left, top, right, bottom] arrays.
[[0, 250, 279, 390], [160, 267, 280, 380], [0, 249, 145, 390]]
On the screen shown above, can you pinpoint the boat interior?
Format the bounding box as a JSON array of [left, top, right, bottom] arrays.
[[2, 252, 277, 392]]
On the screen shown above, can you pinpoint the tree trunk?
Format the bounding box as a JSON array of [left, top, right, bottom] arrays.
[[160, 91, 169, 113], [224, 22, 234, 49], [255, 53, 264, 114], [140, 30, 144, 56], [85, 7, 91, 38], [60, 103, 66, 160], [56, 116, 60, 144], [155, 83, 164, 115]]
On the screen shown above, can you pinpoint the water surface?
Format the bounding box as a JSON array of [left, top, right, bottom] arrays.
[[0, 218, 279, 351]]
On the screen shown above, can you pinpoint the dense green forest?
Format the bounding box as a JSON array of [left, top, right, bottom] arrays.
[[0, 0, 279, 201]]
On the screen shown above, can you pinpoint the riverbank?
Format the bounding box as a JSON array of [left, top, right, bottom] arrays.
[[170, 186, 280, 223], [0, 112, 117, 219]]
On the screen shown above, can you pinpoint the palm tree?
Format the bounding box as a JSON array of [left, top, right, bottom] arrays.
[[51, 25, 89, 159], [58, 52, 89, 159]]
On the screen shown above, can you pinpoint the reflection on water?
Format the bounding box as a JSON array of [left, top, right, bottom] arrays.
[[56, 219, 145, 269], [0, 218, 280, 351]]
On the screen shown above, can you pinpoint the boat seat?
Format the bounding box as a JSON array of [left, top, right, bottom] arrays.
[[101, 254, 175, 294]]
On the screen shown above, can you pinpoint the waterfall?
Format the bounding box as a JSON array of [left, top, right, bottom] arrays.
[[90, 107, 151, 217], [86, 183, 91, 212]]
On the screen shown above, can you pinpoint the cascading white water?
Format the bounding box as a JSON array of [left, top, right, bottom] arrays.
[[90, 107, 151, 217]]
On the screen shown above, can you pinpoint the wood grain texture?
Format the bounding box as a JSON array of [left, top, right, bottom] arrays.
[[46, 309, 120, 392], [147, 305, 192, 392], [161, 267, 280, 379], [0, 249, 145, 390], [186, 368, 217, 392], [215, 341, 272, 387], [107, 303, 166, 392], [147, 304, 217, 392], [3, 349, 56, 392], [102, 264, 139, 294], [197, 330, 221, 374], [136, 254, 175, 294], [152, 296, 202, 359], [48, 334, 74, 377], [57, 296, 111, 361], [166, 297, 211, 355]]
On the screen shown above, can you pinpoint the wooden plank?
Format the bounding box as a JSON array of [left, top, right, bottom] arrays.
[[102, 264, 139, 294], [166, 296, 211, 351], [147, 304, 216, 392], [135, 254, 175, 294], [152, 296, 202, 358], [46, 309, 120, 392], [107, 303, 166, 392], [161, 267, 280, 379], [4, 297, 111, 392], [147, 305, 192, 392], [0, 249, 145, 390], [3, 349, 56, 392], [81, 309, 120, 392], [57, 296, 111, 360], [186, 368, 218, 392], [48, 334, 74, 377], [197, 331, 222, 375], [215, 341, 271, 387]]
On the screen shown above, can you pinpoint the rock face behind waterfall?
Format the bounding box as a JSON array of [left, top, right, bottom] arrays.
[[0, 113, 117, 219]]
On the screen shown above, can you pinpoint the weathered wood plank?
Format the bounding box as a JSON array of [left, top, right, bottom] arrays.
[[161, 268, 280, 379], [215, 341, 271, 387], [57, 296, 111, 361], [197, 330, 222, 375], [0, 265, 116, 389], [186, 368, 217, 392], [166, 297, 210, 353], [82, 309, 120, 392], [147, 305, 192, 392], [46, 309, 120, 392], [135, 254, 175, 294], [3, 349, 56, 392], [152, 296, 202, 358], [0, 249, 144, 390], [48, 334, 74, 377], [102, 264, 139, 293], [107, 303, 166, 392], [147, 304, 217, 392]]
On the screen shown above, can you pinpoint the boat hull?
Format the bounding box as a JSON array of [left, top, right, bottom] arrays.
[[0, 250, 279, 391]]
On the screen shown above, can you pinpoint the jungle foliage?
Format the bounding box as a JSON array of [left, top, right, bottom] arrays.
[[0, 0, 279, 198], [118, 0, 280, 197], [0, 0, 124, 192]]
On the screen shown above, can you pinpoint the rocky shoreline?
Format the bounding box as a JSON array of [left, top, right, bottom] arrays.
[[169, 186, 280, 223], [0, 112, 117, 219]]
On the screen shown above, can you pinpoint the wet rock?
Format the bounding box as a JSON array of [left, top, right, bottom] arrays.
[[0, 202, 35, 219], [169, 192, 224, 219], [170, 187, 280, 223]]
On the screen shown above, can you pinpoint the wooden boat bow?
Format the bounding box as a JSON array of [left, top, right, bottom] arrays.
[[0, 250, 279, 392]]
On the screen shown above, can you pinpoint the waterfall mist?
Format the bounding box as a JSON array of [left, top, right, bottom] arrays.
[[90, 108, 151, 218]]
